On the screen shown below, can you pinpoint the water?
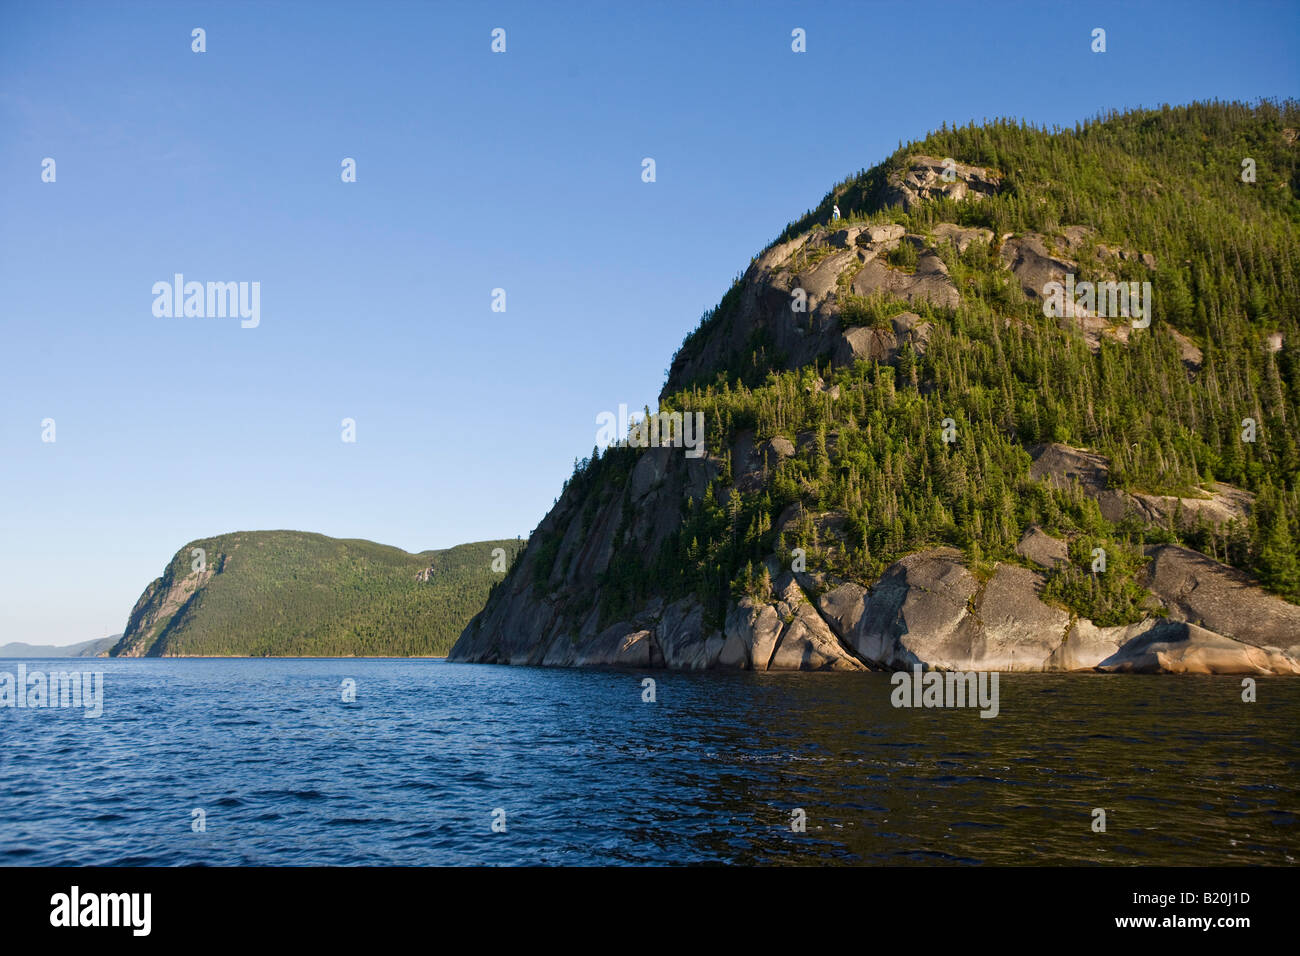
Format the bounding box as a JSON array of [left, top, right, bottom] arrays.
[[0, 658, 1295, 865]]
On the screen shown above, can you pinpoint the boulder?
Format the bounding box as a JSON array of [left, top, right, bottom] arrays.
[[1098, 621, 1300, 675], [1015, 526, 1068, 569], [852, 548, 977, 668], [931, 222, 993, 252], [816, 581, 869, 642], [859, 223, 906, 245], [1000, 233, 1076, 302], [1143, 545, 1300, 655], [827, 227, 864, 248], [834, 326, 897, 365], [766, 436, 796, 462]]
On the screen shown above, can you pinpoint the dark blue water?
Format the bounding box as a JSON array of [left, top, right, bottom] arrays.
[[0, 659, 1295, 865]]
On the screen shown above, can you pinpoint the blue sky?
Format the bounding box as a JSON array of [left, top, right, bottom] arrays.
[[2, 0, 1297, 645]]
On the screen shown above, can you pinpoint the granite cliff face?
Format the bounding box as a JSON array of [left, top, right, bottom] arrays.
[[451, 118, 1300, 676], [454, 480, 1300, 675], [660, 156, 1182, 397]]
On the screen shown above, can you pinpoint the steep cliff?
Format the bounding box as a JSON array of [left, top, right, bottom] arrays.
[[452, 102, 1300, 675]]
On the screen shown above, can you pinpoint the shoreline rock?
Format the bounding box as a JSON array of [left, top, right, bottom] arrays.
[[451, 535, 1300, 675]]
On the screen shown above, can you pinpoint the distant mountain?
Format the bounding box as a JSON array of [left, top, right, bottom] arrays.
[[113, 531, 523, 657], [452, 100, 1300, 675], [0, 635, 120, 658]]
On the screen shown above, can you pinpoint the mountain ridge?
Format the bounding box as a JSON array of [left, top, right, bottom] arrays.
[[115, 530, 523, 657], [0, 636, 119, 658]]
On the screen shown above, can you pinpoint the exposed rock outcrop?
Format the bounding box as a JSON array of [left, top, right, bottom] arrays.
[[1001, 233, 1076, 303], [1029, 442, 1253, 529], [451, 409, 1289, 677], [1015, 526, 1068, 568], [850, 551, 1072, 671], [724, 575, 867, 671], [114, 551, 223, 657], [931, 222, 993, 252], [842, 546, 1298, 674], [881, 155, 1001, 211], [453, 507, 1300, 674], [996, 229, 1175, 356], [663, 164, 998, 393], [1097, 621, 1300, 675], [1142, 544, 1300, 656], [660, 218, 967, 390], [665, 206, 1169, 397], [833, 311, 932, 365]]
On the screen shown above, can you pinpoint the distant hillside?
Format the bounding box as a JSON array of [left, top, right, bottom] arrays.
[[113, 531, 523, 657], [0, 635, 119, 658]]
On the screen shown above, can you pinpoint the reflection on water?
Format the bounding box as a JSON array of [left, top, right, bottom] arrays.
[[0, 659, 1295, 865]]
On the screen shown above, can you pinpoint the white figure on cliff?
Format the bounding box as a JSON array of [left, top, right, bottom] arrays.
[[832, 204, 841, 222]]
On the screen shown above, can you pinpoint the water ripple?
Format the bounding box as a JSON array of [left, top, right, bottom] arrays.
[[0, 659, 1296, 864]]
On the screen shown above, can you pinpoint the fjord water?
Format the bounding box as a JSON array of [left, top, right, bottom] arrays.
[[1, 659, 1295, 866]]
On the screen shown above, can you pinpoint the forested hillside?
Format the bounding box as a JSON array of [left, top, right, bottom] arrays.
[[456, 101, 1300, 672], [628, 100, 1298, 625], [114, 531, 523, 657]]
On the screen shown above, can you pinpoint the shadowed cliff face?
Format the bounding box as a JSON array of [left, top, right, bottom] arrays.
[[452, 446, 722, 667], [452, 115, 1300, 675]]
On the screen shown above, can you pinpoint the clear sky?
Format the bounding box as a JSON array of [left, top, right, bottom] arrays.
[[2, 0, 1297, 645]]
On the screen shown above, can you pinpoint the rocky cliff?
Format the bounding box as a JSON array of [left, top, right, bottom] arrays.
[[454, 454, 1300, 675], [451, 104, 1300, 676]]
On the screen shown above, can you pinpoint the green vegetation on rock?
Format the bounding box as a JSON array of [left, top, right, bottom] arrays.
[[113, 531, 523, 657], [569, 101, 1300, 631]]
